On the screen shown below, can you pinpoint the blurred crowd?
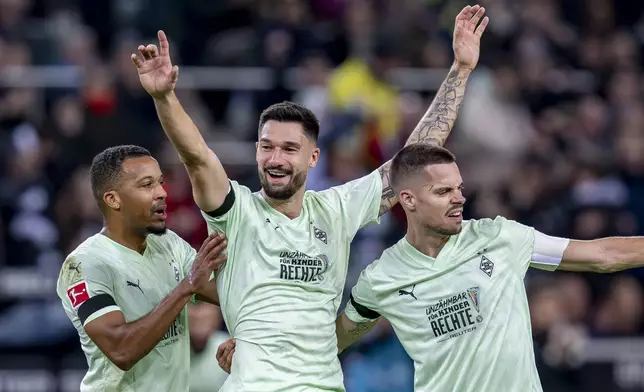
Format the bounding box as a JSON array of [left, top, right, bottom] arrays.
[[1, 0, 644, 391]]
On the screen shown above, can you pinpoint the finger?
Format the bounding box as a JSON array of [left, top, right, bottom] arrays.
[[469, 7, 486, 30], [138, 45, 152, 60], [146, 44, 159, 58], [216, 339, 231, 360], [206, 238, 228, 260], [158, 30, 170, 57], [198, 231, 223, 254], [131, 53, 144, 68], [225, 349, 234, 371], [170, 65, 179, 85], [210, 254, 227, 270], [455, 5, 472, 23], [475, 16, 489, 37]]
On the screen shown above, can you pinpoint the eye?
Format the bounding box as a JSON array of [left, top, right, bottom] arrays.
[[142, 182, 152, 188], [285, 147, 298, 153], [261, 145, 272, 151], [159, 180, 165, 186]]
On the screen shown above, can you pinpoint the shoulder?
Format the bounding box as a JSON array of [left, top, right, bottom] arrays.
[[58, 236, 110, 288], [358, 240, 405, 286], [461, 216, 511, 237]]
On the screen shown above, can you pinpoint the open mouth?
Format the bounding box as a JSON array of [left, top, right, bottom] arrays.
[[153, 205, 167, 219], [266, 169, 290, 180], [447, 210, 462, 219]]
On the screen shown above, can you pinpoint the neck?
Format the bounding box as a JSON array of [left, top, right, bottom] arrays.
[[405, 223, 450, 259], [260, 187, 306, 220], [101, 221, 147, 254]]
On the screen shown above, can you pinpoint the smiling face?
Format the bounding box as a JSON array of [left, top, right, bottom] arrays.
[[256, 120, 319, 200], [399, 162, 466, 236], [104, 156, 168, 235]]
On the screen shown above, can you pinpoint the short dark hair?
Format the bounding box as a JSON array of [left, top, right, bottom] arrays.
[[89, 145, 151, 207], [390, 144, 456, 192], [259, 101, 319, 142]]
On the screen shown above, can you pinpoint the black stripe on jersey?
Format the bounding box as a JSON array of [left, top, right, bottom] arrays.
[[205, 181, 235, 217], [350, 294, 380, 320], [78, 294, 117, 325]]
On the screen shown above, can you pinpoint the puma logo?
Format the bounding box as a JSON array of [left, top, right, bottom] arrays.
[[127, 279, 144, 294], [68, 263, 81, 273], [399, 284, 417, 300]]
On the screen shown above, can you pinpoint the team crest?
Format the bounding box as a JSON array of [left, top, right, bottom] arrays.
[[315, 254, 330, 280], [479, 255, 494, 277], [173, 263, 181, 283], [467, 287, 480, 313], [313, 227, 327, 244]]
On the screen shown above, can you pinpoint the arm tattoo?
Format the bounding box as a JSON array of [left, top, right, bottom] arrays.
[[379, 165, 396, 216], [377, 67, 470, 216], [405, 67, 470, 147], [347, 322, 373, 339]]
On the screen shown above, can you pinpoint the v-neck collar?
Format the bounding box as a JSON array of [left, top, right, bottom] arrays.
[[256, 191, 310, 229], [400, 233, 458, 269], [97, 233, 150, 260]]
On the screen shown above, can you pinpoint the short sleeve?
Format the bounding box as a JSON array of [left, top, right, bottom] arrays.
[[530, 231, 569, 271], [494, 216, 537, 275], [344, 268, 380, 324], [56, 253, 121, 327], [319, 170, 383, 239], [200, 181, 248, 237]]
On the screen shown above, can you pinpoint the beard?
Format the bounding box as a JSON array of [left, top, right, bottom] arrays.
[[425, 222, 462, 237], [146, 224, 168, 235], [258, 168, 307, 200]]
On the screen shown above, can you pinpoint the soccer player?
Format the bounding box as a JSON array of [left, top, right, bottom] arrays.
[[131, 5, 488, 390], [56, 145, 227, 392], [335, 143, 644, 392]]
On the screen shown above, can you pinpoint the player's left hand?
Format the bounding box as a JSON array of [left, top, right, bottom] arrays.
[[452, 4, 489, 70], [131, 30, 178, 99], [216, 338, 235, 374]]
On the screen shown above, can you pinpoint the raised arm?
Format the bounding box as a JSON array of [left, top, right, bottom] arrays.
[[132, 31, 229, 212], [558, 237, 644, 273], [336, 311, 379, 354], [83, 233, 225, 370], [378, 5, 488, 215]]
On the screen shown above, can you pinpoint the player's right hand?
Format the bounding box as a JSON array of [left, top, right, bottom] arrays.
[[131, 30, 179, 99], [216, 338, 235, 374], [186, 231, 227, 294]]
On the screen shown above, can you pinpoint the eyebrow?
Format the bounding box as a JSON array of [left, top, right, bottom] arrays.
[[137, 174, 163, 183], [259, 138, 301, 148]]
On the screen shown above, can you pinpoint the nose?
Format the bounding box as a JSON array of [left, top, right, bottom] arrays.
[[155, 183, 168, 200], [267, 148, 286, 165], [451, 190, 466, 205]]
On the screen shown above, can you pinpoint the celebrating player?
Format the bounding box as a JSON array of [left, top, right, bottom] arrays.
[[56, 145, 227, 391], [132, 5, 488, 390], [335, 143, 644, 392]]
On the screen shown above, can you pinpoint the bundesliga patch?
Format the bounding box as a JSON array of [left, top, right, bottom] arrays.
[[67, 281, 90, 309]]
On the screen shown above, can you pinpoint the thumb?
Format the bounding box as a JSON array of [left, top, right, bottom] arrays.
[[170, 65, 179, 84]]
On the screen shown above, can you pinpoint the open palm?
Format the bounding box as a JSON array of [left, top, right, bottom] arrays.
[[131, 30, 179, 99], [453, 5, 489, 70]]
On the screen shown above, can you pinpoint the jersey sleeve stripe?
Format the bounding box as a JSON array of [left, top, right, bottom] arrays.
[[205, 181, 235, 217], [83, 305, 121, 327], [78, 294, 118, 325], [350, 294, 380, 320]]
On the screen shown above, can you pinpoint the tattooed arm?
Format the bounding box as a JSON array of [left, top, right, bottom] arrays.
[[377, 66, 471, 215], [336, 311, 379, 354], [377, 5, 489, 216]]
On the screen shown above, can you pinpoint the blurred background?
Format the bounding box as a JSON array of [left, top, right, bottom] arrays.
[[1, 0, 644, 391]]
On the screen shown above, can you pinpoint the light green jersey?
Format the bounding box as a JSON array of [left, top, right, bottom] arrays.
[[202, 170, 382, 391], [190, 331, 230, 392], [56, 230, 198, 392], [346, 216, 560, 392]]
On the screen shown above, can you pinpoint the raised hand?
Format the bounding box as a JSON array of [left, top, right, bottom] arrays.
[[186, 231, 227, 294], [453, 5, 489, 70], [131, 30, 179, 99]]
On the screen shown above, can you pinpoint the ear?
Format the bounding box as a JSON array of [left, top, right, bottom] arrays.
[[309, 147, 320, 169], [103, 191, 121, 211], [399, 189, 416, 211]]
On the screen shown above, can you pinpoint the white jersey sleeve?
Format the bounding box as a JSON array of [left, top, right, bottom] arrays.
[[345, 265, 381, 324], [57, 253, 121, 327], [318, 170, 383, 238]]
